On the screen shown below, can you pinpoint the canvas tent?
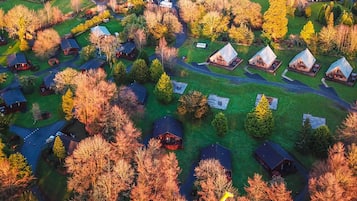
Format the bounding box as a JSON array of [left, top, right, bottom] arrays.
[[249, 45, 277, 68], [325, 57, 353, 82], [209, 43, 238, 67], [289, 48, 316, 72]]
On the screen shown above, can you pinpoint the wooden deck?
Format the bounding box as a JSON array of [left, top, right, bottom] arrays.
[[209, 57, 244, 71], [288, 63, 322, 77], [325, 73, 357, 87], [249, 60, 282, 74]]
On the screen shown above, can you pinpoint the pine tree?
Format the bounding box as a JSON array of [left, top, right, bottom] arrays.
[[62, 89, 74, 120], [149, 59, 164, 83], [130, 59, 149, 84], [113, 61, 127, 85], [245, 95, 274, 138], [154, 72, 173, 104], [211, 112, 228, 136], [53, 136, 66, 161], [309, 125, 334, 157], [295, 118, 312, 153], [300, 21, 315, 45], [262, 0, 288, 42]]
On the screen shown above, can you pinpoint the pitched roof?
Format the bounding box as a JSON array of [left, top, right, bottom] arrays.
[[7, 53, 27, 67], [1, 87, 27, 106], [118, 41, 136, 54], [59, 135, 79, 155], [289, 48, 316, 69], [200, 143, 232, 170], [326, 57, 353, 78], [90, 25, 111, 37], [78, 58, 105, 71], [210, 43, 238, 64], [255, 141, 294, 171], [249, 45, 277, 67], [60, 38, 80, 50], [128, 82, 147, 104], [153, 116, 183, 138], [43, 70, 59, 88]]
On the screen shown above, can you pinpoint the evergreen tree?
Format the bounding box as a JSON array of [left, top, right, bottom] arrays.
[[309, 125, 334, 157], [300, 21, 315, 45], [130, 59, 149, 84], [113, 61, 127, 85], [62, 89, 74, 120], [245, 95, 274, 138], [295, 118, 312, 153], [53, 136, 66, 161], [154, 72, 173, 104], [149, 59, 164, 83], [211, 112, 228, 136], [262, 0, 288, 42], [8, 153, 33, 178], [137, 50, 150, 66]]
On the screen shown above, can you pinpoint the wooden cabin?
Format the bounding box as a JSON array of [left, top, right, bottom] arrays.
[[7, 53, 32, 72], [152, 116, 183, 150], [40, 70, 58, 96], [61, 38, 80, 55], [0, 87, 27, 114], [116, 41, 138, 60]]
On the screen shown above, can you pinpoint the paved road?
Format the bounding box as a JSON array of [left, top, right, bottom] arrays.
[[9, 121, 67, 171]]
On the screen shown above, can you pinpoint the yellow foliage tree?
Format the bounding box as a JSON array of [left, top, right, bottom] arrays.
[[300, 21, 315, 45], [262, 0, 288, 42], [53, 136, 65, 161], [62, 89, 74, 120]]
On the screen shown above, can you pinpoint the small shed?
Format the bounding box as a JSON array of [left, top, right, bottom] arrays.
[[90, 25, 111, 38], [325, 57, 353, 82], [128, 82, 148, 105], [0, 87, 27, 114], [116, 41, 138, 60], [152, 116, 183, 150], [61, 38, 80, 55], [254, 141, 296, 176], [200, 143, 232, 180], [289, 48, 316, 72], [7, 53, 31, 72], [40, 70, 58, 96], [249, 45, 277, 69], [78, 58, 105, 71]]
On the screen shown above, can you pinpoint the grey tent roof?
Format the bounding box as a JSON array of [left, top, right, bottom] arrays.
[[326, 57, 353, 78], [255, 141, 294, 171], [118, 41, 136, 54], [78, 58, 105, 71], [210, 43, 238, 65], [289, 48, 316, 69], [153, 116, 183, 138], [60, 38, 80, 50], [43, 70, 59, 88], [1, 88, 27, 106], [7, 53, 27, 67], [200, 143, 232, 170], [128, 82, 147, 104], [249, 45, 277, 67], [90, 25, 111, 37]]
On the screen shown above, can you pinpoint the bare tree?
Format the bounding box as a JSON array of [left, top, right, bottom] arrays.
[[71, 0, 82, 13], [98, 35, 120, 69], [32, 28, 61, 59], [155, 37, 178, 69], [116, 86, 145, 117], [134, 28, 146, 51], [31, 103, 41, 124]]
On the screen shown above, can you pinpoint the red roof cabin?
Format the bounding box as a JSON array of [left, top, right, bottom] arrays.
[[7, 53, 32, 72], [61, 38, 80, 55], [152, 116, 183, 150]]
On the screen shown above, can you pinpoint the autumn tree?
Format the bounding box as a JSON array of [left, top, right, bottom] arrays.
[[231, 0, 263, 29], [309, 142, 357, 201], [0, 73, 7, 84], [309, 125, 334, 157], [178, 90, 210, 119], [177, 0, 203, 37], [53, 136, 66, 162], [262, 0, 288, 42], [71, 0, 82, 13], [245, 95, 274, 138], [54, 67, 79, 94], [0, 9, 4, 32], [131, 139, 185, 201], [116, 86, 145, 117], [200, 11, 229, 41], [90, 33, 120, 68], [347, 143, 357, 174], [144, 4, 182, 40], [66, 135, 135, 200], [129, 59, 149, 83], [113, 61, 127, 85], [4, 5, 40, 48], [194, 159, 238, 200], [149, 58, 164, 83], [228, 24, 255, 46], [0, 153, 35, 200], [337, 108, 357, 145], [73, 69, 117, 136], [62, 89, 74, 120], [212, 112, 228, 136], [33, 28, 61, 59], [155, 37, 178, 69], [37, 2, 63, 27], [335, 25, 357, 56], [80, 45, 96, 61], [300, 21, 315, 45], [134, 28, 147, 51], [120, 14, 146, 42], [318, 15, 337, 53], [154, 72, 173, 104]]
